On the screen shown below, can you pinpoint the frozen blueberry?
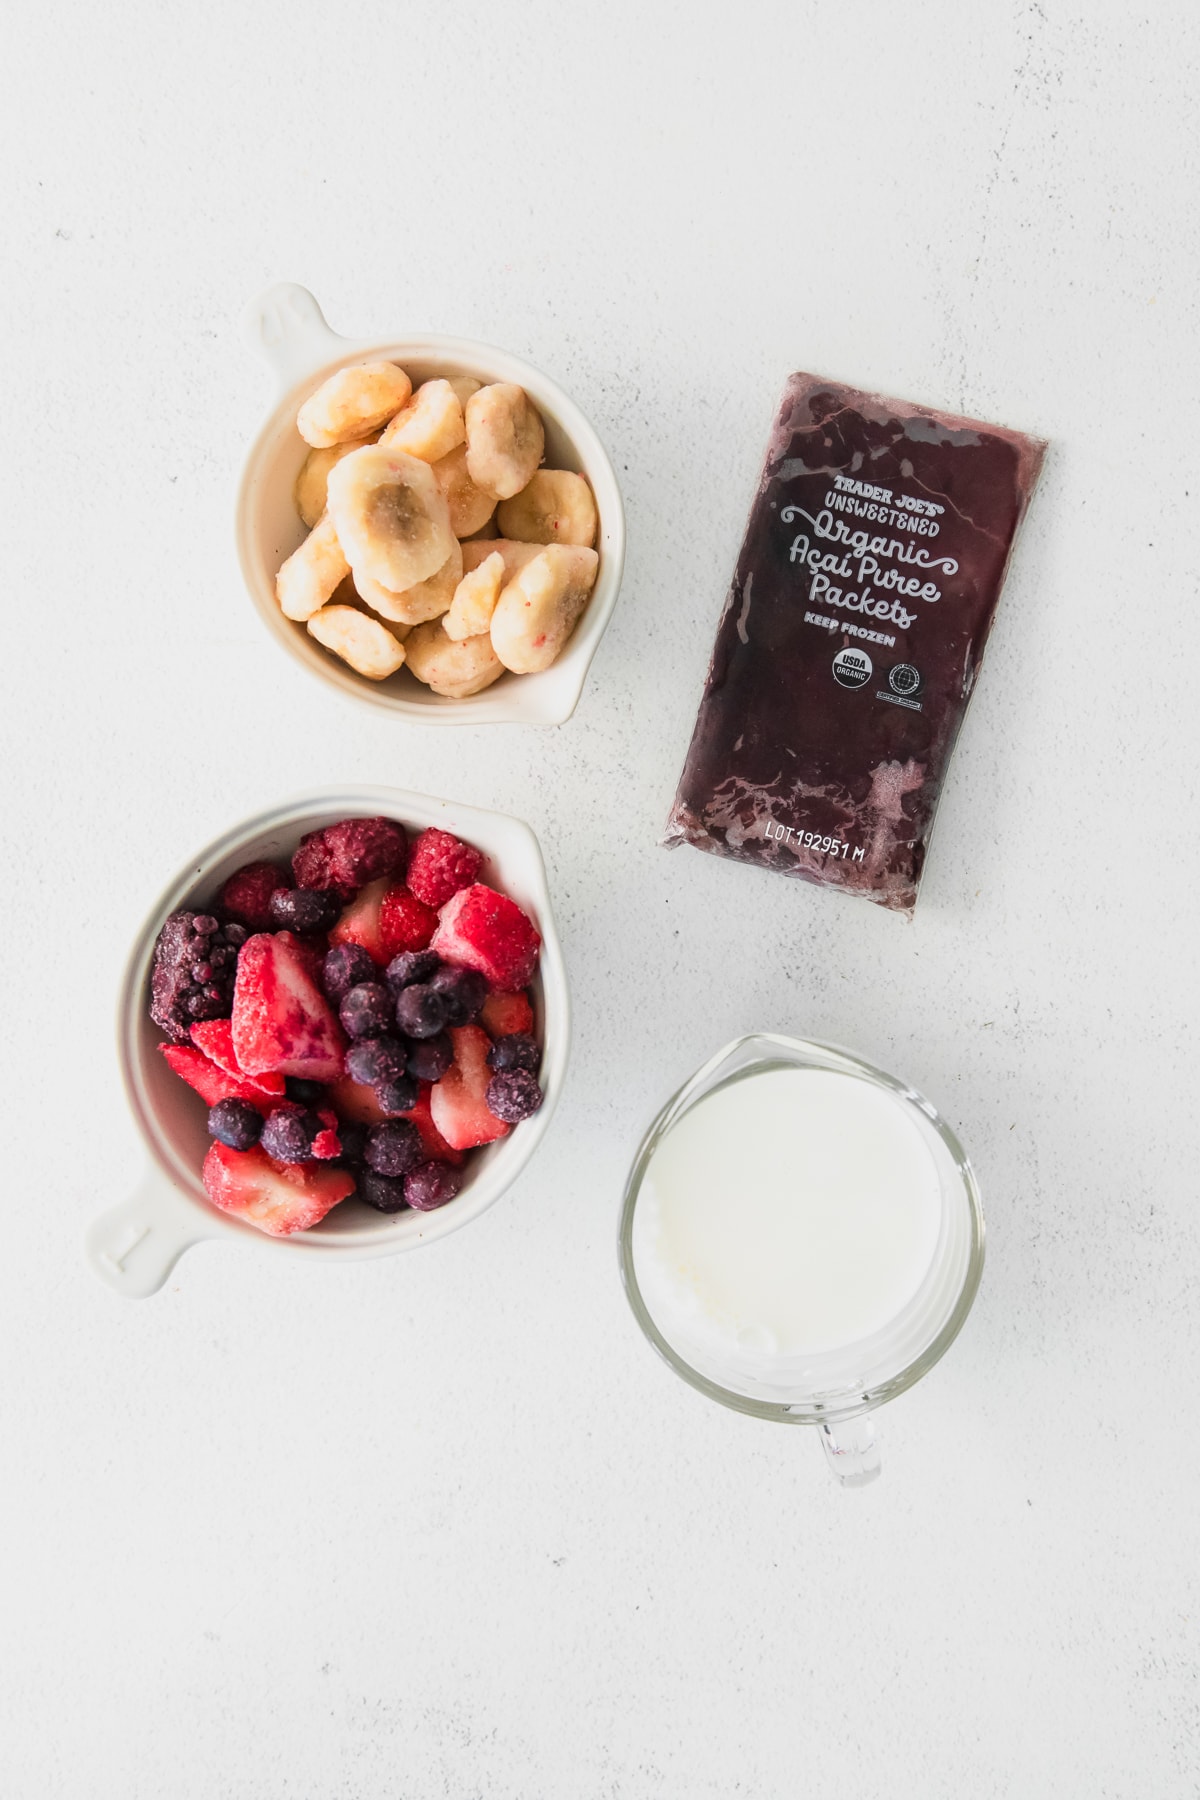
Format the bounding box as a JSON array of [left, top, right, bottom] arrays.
[[486, 1031, 540, 1074], [364, 1119, 423, 1177], [260, 1102, 322, 1163], [269, 886, 341, 934], [207, 1098, 262, 1151], [384, 949, 440, 994], [357, 1169, 410, 1213], [405, 1161, 464, 1212], [376, 1074, 419, 1117], [337, 1121, 370, 1165], [322, 941, 376, 1004], [340, 982, 394, 1039], [393, 982, 449, 1039], [485, 1070, 543, 1123], [345, 1035, 407, 1087], [428, 964, 487, 1026], [286, 1077, 327, 1104], [405, 1032, 453, 1083]]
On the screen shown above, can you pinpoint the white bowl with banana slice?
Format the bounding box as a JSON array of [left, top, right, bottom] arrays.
[[236, 284, 625, 725]]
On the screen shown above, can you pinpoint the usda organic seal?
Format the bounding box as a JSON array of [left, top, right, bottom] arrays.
[[832, 646, 872, 690]]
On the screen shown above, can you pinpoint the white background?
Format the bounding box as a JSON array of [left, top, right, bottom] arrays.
[[3, 2, 1198, 1794]]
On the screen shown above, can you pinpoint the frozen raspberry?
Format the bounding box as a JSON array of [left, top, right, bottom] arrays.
[[150, 911, 242, 1043], [364, 1119, 422, 1178], [339, 983, 394, 1040], [207, 1098, 263, 1151], [405, 1161, 464, 1212], [486, 1031, 539, 1074], [322, 942, 377, 1004], [269, 888, 341, 934], [406, 828, 483, 910], [485, 1070, 543, 1123], [292, 817, 408, 898], [384, 950, 440, 993], [345, 1035, 407, 1087], [218, 862, 290, 932], [260, 1102, 324, 1163], [394, 983, 449, 1039], [358, 1169, 409, 1213], [428, 964, 487, 1026], [405, 1032, 453, 1083], [376, 1074, 419, 1116], [379, 887, 438, 958]]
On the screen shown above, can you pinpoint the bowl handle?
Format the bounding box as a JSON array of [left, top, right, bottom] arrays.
[[241, 282, 347, 393], [85, 1171, 215, 1299]]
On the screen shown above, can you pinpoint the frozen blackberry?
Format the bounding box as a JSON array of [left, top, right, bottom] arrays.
[[357, 1169, 410, 1213], [394, 982, 449, 1039], [344, 1035, 407, 1087], [364, 1119, 422, 1178], [486, 1031, 540, 1074], [322, 941, 377, 1004], [207, 1098, 262, 1151], [405, 1161, 464, 1212], [384, 949, 440, 994], [149, 910, 241, 1042], [260, 1102, 322, 1163], [269, 887, 341, 934], [485, 1070, 544, 1123], [428, 964, 487, 1026], [376, 1074, 419, 1117], [405, 1032, 453, 1083], [340, 982, 394, 1039]]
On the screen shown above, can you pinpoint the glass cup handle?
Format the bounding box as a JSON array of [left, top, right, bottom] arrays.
[[819, 1415, 881, 1487]]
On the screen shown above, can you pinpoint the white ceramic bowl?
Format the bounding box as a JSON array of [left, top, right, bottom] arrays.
[[236, 283, 625, 725], [85, 786, 570, 1298]]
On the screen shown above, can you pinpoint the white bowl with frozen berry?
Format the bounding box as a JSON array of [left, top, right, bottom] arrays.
[[236, 283, 625, 725], [86, 788, 568, 1297]]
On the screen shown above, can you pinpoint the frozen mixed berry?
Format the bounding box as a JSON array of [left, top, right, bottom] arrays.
[[292, 816, 407, 897], [149, 910, 242, 1042], [357, 1169, 410, 1213], [322, 941, 377, 1004], [339, 982, 394, 1040], [286, 1077, 327, 1104], [485, 1070, 544, 1123], [394, 982, 449, 1039], [376, 1074, 419, 1116], [337, 1121, 369, 1165], [269, 887, 341, 934], [364, 1119, 422, 1177], [406, 828, 484, 910], [260, 1102, 324, 1163], [405, 1161, 464, 1212], [207, 1097, 263, 1151], [218, 861, 289, 932], [344, 1034, 407, 1087], [405, 1031, 453, 1083], [431, 884, 541, 991], [486, 1031, 540, 1074], [428, 964, 487, 1026], [384, 949, 440, 993], [379, 887, 438, 958]]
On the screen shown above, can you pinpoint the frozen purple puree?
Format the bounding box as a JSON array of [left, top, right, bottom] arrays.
[[664, 374, 1046, 913]]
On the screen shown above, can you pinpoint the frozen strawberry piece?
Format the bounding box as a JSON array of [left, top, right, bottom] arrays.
[[218, 861, 289, 931], [327, 1073, 391, 1126], [230, 930, 346, 1080], [159, 1043, 272, 1110], [328, 876, 391, 966], [379, 886, 438, 958], [480, 989, 534, 1038], [431, 885, 541, 992], [406, 828, 483, 910], [292, 816, 408, 898], [404, 1082, 466, 1167], [311, 1107, 343, 1160], [188, 1019, 287, 1097], [202, 1142, 355, 1237], [429, 1025, 510, 1151]]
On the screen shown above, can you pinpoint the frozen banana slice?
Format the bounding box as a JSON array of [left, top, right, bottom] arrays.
[[444, 552, 505, 642], [379, 379, 466, 463], [294, 438, 374, 529], [276, 512, 350, 621], [496, 470, 598, 548], [405, 617, 505, 698], [297, 362, 412, 448], [326, 444, 455, 592], [461, 538, 547, 580], [307, 604, 407, 680], [430, 442, 497, 537], [353, 540, 462, 626], [464, 383, 545, 499], [490, 545, 599, 674]]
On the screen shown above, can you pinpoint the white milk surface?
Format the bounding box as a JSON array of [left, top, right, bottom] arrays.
[[635, 1068, 943, 1358]]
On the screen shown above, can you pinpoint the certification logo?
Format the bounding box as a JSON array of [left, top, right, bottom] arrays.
[[888, 662, 921, 696], [832, 647, 872, 690]]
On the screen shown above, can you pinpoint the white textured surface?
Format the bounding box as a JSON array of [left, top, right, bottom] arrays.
[[2, 2, 1199, 1794]]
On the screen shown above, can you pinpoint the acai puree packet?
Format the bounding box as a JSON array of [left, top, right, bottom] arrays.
[[664, 373, 1046, 913]]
